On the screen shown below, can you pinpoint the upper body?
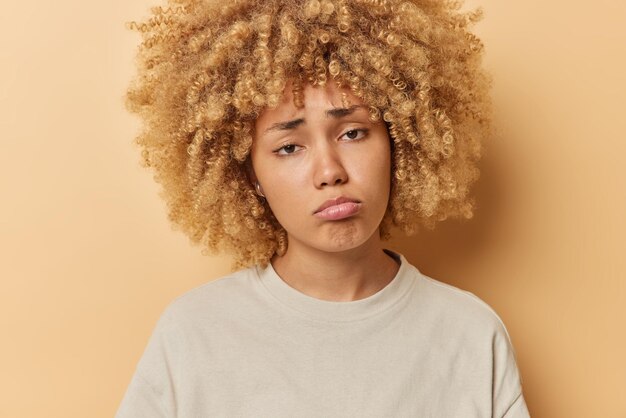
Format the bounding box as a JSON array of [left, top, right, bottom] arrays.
[[116, 249, 529, 418], [121, 1, 529, 416]]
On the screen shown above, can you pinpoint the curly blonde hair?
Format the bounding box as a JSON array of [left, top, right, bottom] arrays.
[[125, 0, 492, 271]]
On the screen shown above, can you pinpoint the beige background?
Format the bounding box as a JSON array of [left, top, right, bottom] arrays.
[[1, 0, 624, 416]]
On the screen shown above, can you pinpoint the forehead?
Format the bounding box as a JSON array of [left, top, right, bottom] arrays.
[[255, 81, 366, 128]]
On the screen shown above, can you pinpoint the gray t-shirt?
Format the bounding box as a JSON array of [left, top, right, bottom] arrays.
[[116, 249, 530, 417]]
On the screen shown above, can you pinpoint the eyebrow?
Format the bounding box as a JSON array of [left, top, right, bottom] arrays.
[[264, 105, 366, 133]]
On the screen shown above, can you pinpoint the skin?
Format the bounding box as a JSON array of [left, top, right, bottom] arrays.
[[248, 81, 400, 302]]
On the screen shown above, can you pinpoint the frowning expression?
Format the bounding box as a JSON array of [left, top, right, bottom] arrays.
[[249, 82, 392, 253]]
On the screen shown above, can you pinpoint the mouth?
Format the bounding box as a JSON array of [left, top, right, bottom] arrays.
[[314, 201, 362, 221], [314, 196, 361, 214], [313, 196, 361, 220]]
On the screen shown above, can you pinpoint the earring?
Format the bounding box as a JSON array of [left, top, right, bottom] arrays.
[[255, 181, 265, 198]]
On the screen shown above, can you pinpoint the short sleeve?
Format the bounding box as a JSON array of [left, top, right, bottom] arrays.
[[492, 319, 530, 418], [502, 391, 531, 418], [115, 307, 180, 418], [115, 372, 169, 418]]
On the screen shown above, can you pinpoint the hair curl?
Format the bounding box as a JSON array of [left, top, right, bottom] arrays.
[[125, 0, 493, 271]]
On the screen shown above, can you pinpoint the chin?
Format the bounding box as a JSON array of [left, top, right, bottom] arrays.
[[322, 229, 377, 253], [284, 216, 381, 250]]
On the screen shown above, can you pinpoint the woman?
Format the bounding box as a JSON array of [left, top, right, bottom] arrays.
[[117, 0, 530, 416]]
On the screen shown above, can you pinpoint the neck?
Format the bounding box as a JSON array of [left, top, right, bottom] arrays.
[[270, 233, 400, 302]]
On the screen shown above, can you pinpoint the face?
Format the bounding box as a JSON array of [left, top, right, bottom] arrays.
[[249, 81, 392, 255]]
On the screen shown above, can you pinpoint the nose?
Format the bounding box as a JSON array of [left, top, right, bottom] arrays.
[[313, 144, 348, 189]]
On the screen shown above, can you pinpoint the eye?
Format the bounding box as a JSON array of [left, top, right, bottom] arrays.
[[273, 142, 302, 156], [341, 128, 368, 141]]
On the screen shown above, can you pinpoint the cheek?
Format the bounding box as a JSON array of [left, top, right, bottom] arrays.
[[265, 167, 307, 205], [263, 173, 311, 229], [361, 139, 391, 181], [367, 143, 393, 208]]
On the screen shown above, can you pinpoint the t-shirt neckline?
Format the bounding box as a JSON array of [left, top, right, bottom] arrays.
[[255, 248, 416, 322]]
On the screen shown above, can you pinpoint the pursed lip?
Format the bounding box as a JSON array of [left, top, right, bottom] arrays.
[[314, 196, 361, 214]]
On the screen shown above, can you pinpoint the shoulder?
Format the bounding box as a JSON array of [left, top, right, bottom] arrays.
[[412, 270, 514, 341], [173, 266, 256, 305], [155, 266, 259, 330], [414, 274, 528, 416]]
